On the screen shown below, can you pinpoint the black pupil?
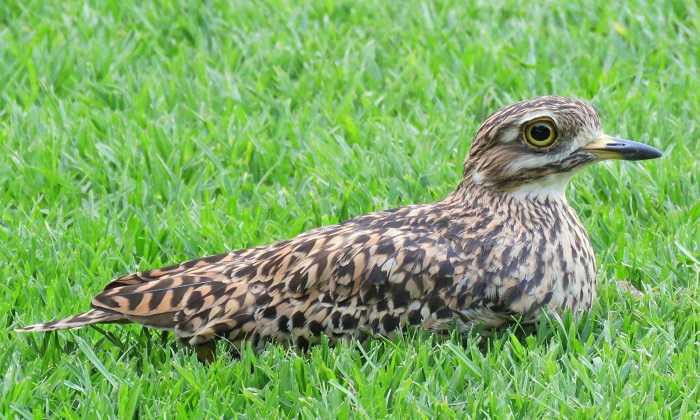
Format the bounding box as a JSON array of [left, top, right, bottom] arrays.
[[530, 124, 551, 141]]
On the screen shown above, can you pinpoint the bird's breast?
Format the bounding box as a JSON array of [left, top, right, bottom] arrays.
[[450, 195, 597, 323]]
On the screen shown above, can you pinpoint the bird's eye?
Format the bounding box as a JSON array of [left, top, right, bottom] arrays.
[[524, 120, 558, 148]]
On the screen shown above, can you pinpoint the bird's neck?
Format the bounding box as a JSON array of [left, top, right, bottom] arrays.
[[446, 177, 572, 219], [454, 167, 573, 204]]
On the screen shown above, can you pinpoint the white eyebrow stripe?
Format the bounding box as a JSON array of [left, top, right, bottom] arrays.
[[515, 111, 559, 126]]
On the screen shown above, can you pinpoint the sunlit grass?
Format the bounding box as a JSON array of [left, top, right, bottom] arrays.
[[2, 0, 698, 417]]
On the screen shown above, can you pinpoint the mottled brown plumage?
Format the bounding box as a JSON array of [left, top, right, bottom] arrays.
[[16, 96, 662, 360]]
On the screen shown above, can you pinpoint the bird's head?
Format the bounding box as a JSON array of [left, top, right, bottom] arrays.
[[461, 96, 662, 199]]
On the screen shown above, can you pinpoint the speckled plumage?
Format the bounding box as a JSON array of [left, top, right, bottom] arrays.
[[16, 96, 662, 360]]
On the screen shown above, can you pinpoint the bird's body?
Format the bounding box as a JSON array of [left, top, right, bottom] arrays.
[[17, 97, 662, 359]]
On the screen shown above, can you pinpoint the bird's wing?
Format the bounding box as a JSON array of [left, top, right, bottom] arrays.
[[168, 225, 464, 347], [19, 204, 522, 348]]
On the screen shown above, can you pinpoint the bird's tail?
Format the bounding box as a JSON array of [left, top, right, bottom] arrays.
[[14, 309, 128, 332]]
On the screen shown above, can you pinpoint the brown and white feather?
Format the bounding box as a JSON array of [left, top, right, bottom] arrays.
[[17, 96, 641, 359]]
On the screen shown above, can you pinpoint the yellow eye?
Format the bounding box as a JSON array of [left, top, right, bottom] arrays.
[[524, 120, 558, 148]]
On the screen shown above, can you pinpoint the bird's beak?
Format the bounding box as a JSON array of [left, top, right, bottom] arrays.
[[581, 134, 663, 161]]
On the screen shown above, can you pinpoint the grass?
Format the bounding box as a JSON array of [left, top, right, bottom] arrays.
[[1, 0, 698, 417]]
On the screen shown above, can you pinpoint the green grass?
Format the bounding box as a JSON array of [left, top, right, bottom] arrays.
[[1, 0, 698, 417]]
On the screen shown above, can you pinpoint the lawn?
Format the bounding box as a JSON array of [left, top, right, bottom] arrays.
[[1, 0, 699, 418]]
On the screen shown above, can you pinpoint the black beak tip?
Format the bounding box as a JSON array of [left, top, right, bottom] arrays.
[[611, 139, 664, 161], [633, 145, 664, 161]]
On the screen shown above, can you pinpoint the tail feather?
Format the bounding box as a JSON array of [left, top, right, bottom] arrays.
[[91, 277, 217, 323], [17, 276, 223, 334], [15, 309, 128, 332]]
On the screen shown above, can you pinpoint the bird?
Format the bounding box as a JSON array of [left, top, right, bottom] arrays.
[[16, 96, 663, 361]]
